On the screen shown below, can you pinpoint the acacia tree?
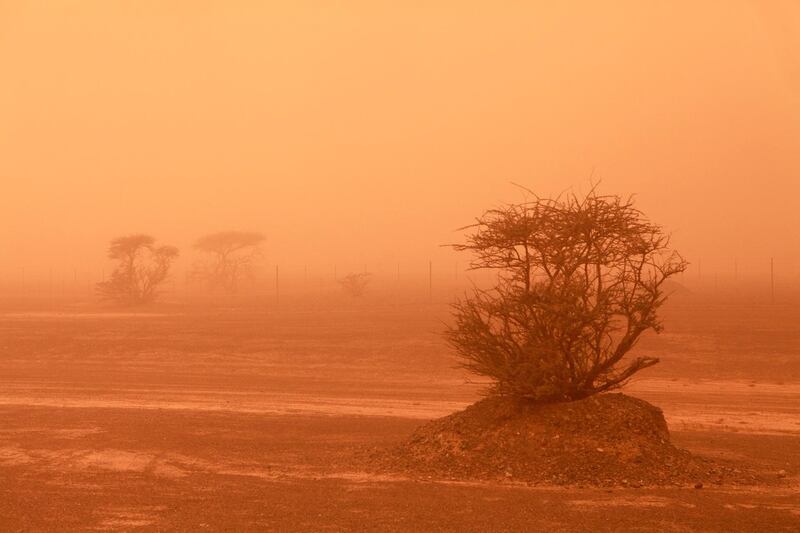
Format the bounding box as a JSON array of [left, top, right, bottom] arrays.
[[446, 189, 687, 403], [339, 272, 371, 297], [97, 234, 179, 305], [193, 231, 265, 293]]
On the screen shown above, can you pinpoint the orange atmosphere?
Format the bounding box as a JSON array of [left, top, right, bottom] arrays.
[[2, 4, 800, 531], [2, 1, 799, 285]]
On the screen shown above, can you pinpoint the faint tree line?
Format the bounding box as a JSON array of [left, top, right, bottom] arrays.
[[97, 230, 266, 305]]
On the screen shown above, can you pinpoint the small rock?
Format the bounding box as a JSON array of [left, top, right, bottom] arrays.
[[694, 482, 703, 489], [777, 470, 787, 478], [596, 448, 604, 453]]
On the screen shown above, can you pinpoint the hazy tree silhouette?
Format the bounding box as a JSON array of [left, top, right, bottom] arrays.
[[97, 234, 179, 305], [193, 231, 265, 293], [339, 272, 371, 297], [447, 188, 688, 403]]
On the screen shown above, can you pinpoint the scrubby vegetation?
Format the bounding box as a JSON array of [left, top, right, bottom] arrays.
[[448, 188, 687, 402], [96, 234, 178, 305]]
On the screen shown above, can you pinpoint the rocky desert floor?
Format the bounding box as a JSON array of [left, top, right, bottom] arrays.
[[0, 293, 798, 531]]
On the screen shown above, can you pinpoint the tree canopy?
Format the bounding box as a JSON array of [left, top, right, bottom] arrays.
[[447, 188, 687, 402], [97, 234, 179, 305], [193, 231, 265, 293]]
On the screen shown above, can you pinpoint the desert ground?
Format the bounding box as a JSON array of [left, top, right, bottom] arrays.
[[0, 289, 799, 531]]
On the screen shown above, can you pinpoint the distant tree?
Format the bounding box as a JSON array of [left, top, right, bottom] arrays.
[[339, 272, 371, 297], [97, 234, 179, 305], [193, 231, 265, 293], [446, 188, 688, 403]]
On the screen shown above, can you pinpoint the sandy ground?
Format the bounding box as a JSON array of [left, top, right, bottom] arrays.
[[0, 298, 798, 531]]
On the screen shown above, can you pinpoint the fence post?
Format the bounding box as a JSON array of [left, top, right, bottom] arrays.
[[770, 257, 775, 304], [429, 260, 432, 302]]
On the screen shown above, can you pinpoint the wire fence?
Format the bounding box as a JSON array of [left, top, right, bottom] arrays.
[[1, 257, 799, 307]]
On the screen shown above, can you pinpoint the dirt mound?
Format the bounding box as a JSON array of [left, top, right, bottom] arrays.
[[379, 393, 757, 487]]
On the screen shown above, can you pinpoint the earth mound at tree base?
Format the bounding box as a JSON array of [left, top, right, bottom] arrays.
[[381, 393, 759, 487]]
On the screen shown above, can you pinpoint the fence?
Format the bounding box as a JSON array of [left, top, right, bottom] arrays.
[[1, 257, 798, 307]]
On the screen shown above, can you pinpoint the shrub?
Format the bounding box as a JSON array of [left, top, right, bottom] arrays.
[[446, 189, 687, 402], [339, 272, 371, 297]]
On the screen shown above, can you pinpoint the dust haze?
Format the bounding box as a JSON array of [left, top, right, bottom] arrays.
[[1, 2, 799, 531], [2, 1, 799, 284]]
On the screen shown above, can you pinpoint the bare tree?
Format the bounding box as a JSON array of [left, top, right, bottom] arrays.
[[339, 272, 371, 297], [193, 231, 265, 293], [97, 234, 179, 305], [446, 188, 688, 403]]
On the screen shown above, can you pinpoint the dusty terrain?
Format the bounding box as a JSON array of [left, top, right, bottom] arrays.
[[0, 293, 799, 531]]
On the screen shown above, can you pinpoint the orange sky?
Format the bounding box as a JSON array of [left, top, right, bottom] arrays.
[[1, 1, 799, 283]]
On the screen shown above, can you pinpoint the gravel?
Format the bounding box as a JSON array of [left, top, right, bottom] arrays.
[[374, 393, 765, 487]]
